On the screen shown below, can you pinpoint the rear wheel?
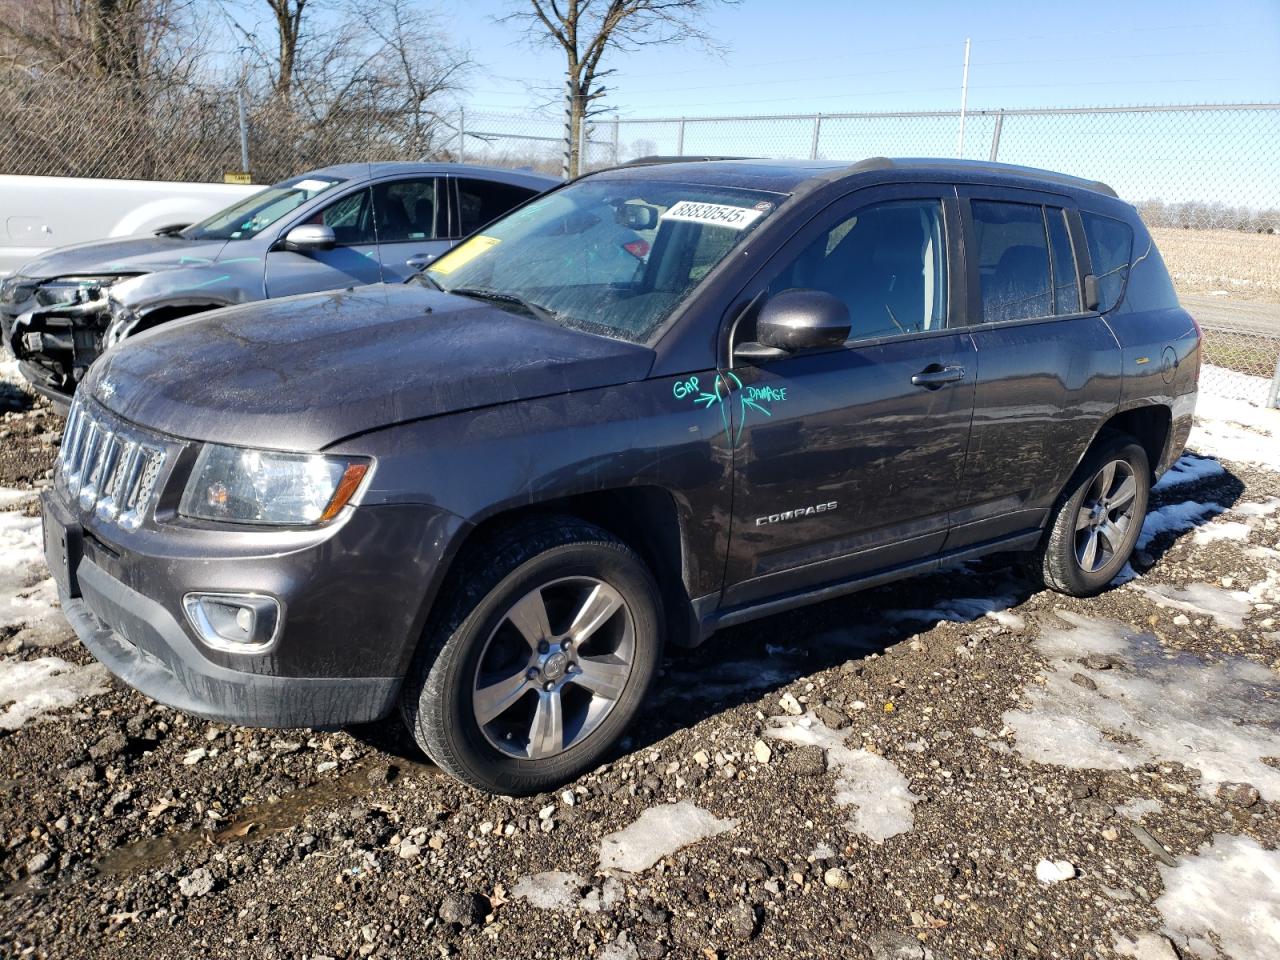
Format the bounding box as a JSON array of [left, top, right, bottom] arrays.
[[399, 518, 662, 795], [1037, 433, 1150, 596]]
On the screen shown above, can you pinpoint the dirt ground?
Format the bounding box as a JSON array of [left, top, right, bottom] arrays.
[[1, 369, 1278, 960]]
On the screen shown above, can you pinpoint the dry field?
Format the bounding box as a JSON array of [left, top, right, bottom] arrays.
[[1151, 227, 1280, 304]]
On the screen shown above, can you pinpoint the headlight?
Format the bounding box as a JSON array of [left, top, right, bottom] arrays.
[[34, 275, 129, 308], [179, 444, 370, 526]]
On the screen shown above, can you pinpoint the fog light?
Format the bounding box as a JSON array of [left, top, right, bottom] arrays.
[[182, 593, 282, 652]]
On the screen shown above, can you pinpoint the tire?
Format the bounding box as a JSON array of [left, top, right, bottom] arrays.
[[399, 516, 663, 795], [1036, 432, 1150, 597]]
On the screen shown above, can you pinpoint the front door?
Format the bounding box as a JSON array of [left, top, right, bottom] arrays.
[[264, 186, 383, 298], [720, 186, 977, 609]]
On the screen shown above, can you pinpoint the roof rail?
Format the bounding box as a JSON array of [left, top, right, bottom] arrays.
[[858, 157, 1118, 198], [621, 155, 754, 167]]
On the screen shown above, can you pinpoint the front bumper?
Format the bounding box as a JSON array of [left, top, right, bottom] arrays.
[[42, 481, 467, 729], [59, 559, 399, 727]]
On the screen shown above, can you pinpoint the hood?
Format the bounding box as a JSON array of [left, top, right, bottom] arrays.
[[16, 235, 231, 281], [84, 283, 655, 451]]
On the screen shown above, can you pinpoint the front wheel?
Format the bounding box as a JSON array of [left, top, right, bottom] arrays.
[[1036, 434, 1150, 597], [400, 518, 663, 795]]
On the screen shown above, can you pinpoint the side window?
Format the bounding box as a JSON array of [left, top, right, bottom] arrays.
[[1046, 208, 1081, 314], [971, 200, 1053, 322], [317, 188, 375, 245], [1081, 212, 1134, 313], [456, 179, 538, 237], [769, 199, 947, 342], [373, 179, 438, 242]]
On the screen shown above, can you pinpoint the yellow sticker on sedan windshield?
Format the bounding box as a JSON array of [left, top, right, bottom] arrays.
[[660, 200, 763, 230], [428, 235, 501, 275]]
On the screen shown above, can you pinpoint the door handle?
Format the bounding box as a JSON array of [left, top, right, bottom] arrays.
[[911, 364, 965, 388], [405, 253, 435, 271]]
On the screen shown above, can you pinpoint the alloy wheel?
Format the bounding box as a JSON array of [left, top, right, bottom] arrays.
[[472, 576, 636, 760], [1073, 459, 1139, 573]]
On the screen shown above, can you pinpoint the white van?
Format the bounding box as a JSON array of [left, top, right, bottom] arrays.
[[0, 174, 258, 276]]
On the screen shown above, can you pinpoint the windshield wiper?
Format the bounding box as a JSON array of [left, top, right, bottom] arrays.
[[450, 287, 556, 324]]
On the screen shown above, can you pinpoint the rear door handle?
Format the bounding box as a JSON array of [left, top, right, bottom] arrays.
[[911, 364, 965, 389]]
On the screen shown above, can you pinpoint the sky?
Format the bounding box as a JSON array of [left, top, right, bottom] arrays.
[[441, 0, 1280, 119]]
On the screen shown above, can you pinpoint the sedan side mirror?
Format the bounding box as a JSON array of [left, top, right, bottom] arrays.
[[282, 224, 336, 252], [735, 289, 851, 362]]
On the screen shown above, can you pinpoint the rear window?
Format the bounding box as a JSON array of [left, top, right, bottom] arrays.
[[1118, 233, 1181, 314], [1081, 212, 1134, 313]]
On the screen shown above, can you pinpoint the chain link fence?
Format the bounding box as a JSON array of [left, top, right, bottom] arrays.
[[2, 79, 1276, 404]]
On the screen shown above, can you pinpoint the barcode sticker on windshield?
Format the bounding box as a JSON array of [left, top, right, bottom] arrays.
[[293, 178, 335, 193], [660, 201, 764, 230]]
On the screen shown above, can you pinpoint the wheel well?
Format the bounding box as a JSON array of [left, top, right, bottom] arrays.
[[134, 303, 222, 335], [447, 488, 698, 646], [1097, 404, 1172, 480]]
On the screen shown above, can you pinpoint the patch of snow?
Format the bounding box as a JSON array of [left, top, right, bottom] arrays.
[[1153, 454, 1226, 492], [985, 609, 1026, 630], [511, 871, 584, 911], [1132, 581, 1252, 630], [1234, 497, 1280, 518], [1003, 612, 1280, 802], [0, 510, 58, 633], [1136, 501, 1225, 550], [1155, 834, 1280, 960], [1190, 389, 1280, 470], [1115, 798, 1164, 821], [1191, 520, 1253, 545], [887, 592, 1021, 629], [766, 713, 918, 842], [1114, 933, 1178, 960], [0, 656, 110, 730], [0, 487, 36, 510], [598, 802, 737, 874]]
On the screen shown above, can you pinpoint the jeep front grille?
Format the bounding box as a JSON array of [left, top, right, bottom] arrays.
[[57, 398, 170, 530]]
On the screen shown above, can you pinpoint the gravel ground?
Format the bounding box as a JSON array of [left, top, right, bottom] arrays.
[[1, 363, 1278, 960]]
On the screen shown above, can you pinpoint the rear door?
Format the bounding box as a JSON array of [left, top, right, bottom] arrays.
[[264, 186, 383, 298], [946, 186, 1122, 551], [720, 185, 978, 609], [373, 177, 452, 281]]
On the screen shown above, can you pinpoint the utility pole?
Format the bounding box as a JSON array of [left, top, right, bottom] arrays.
[[562, 74, 574, 179], [957, 37, 971, 158]]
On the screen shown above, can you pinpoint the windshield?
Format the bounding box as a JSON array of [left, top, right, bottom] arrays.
[[425, 178, 781, 343], [182, 175, 345, 241]]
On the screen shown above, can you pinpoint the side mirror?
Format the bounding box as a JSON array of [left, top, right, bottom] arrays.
[[282, 224, 336, 252], [735, 289, 850, 361]]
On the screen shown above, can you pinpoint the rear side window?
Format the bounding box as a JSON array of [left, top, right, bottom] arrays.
[[970, 200, 1053, 322], [1118, 233, 1180, 313], [1081, 212, 1134, 313], [374, 179, 438, 242], [457, 179, 538, 237], [769, 199, 948, 342]]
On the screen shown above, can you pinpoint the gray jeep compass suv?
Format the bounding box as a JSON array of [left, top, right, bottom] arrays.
[[42, 157, 1199, 794]]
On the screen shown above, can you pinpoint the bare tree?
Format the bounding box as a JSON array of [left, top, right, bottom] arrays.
[[0, 0, 198, 82], [505, 0, 733, 176]]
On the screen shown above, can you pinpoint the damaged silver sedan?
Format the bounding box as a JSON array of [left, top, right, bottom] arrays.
[[0, 162, 556, 408]]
